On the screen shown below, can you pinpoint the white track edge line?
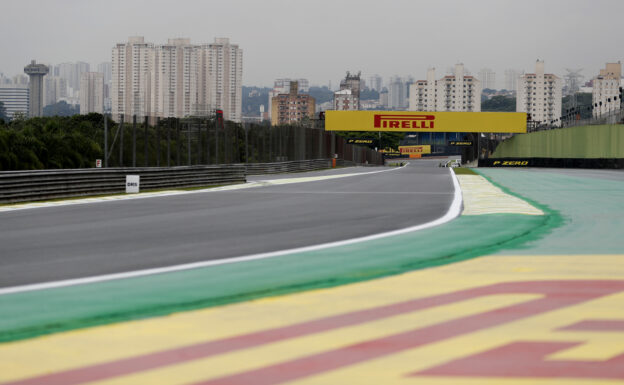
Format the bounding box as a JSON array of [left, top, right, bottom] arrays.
[[0, 164, 461, 296]]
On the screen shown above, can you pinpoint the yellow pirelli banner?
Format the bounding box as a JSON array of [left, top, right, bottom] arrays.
[[399, 145, 431, 155], [325, 111, 527, 133]]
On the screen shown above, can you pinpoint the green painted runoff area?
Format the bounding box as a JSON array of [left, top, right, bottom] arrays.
[[478, 168, 624, 255], [0, 210, 554, 343], [492, 124, 624, 158]]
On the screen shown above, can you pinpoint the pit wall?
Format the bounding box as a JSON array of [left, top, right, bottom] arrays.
[[492, 124, 624, 159]]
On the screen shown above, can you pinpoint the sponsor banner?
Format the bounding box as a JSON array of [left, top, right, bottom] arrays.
[[346, 138, 376, 145], [325, 111, 527, 133], [480, 157, 624, 168], [383, 152, 407, 158], [449, 140, 474, 146], [399, 145, 431, 155]]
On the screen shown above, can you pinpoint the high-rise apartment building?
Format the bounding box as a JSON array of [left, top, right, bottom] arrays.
[[97, 62, 112, 84], [112, 36, 154, 120], [478, 68, 496, 90], [270, 81, 315, 126], [44, 76, 68, 106], [516, 60, 562, 126], [368, 74, 382, 91], [151, 38, 199, 118], [111, 36, 242, 122], [388, 77, 407, 109], [207, 38, 243, 122], [56, 62, 90, 94], [504, 69, 523, 91], [408, 64, 481, 112], [592, 62, 622, 117], [24, 60, 49, 117], [0, 84, 29, 119], [80, 72, 104, 114]]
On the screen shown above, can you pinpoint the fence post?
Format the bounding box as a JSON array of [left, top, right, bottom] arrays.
[[104, 114, 108, 168], [156, 117, 160, 167], [144, 116, 148, 167], [187, 122, 191, 166], [132, 115, 137, 167], [167, 119, 171, 167], [176, 118, 181, 166], [119, 115, 124, 167]]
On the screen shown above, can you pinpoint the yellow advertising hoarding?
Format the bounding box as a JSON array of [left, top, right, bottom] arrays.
[[325, 111, 527, 133], [398, 145, 431, 155]]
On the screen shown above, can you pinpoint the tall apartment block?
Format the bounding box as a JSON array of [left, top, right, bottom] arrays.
[[112, 36, 154, 121], [516, 60, 562, 126], [207, 38, 243, 122], [504, 69, 523, 91], [111, 36, 242, 122], [24, 60, 49, 117], [409, 64, 481, 112], [151, 38, 199, 118], [270, 81, 315, 126], [592, 62, 622, 117], [478, 68, 496, 90], [80, 72, 104, 114]]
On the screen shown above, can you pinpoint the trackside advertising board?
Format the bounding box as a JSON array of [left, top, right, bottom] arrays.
[[399, 145, 431, 155], [325, 111, 527, 133]]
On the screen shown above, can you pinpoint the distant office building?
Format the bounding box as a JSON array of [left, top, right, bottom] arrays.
[[478, 68, 496, 90], [409, 64, 481, 112], [270, 81, 315, 125], [24, 60, 49, 117], [268, 78, 309, 120], [112, 36, 154, 120], [368, 74, 382, 92], [44, 76, 68, 106], [333, 71, 361, 110], [504, 69, 523, 91], [0, 84, 29, 119], [592, 62, 622, 117], [80, 72, 104, 114], [517, 60, 562, 126]]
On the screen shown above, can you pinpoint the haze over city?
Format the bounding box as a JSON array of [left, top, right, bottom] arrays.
[[1, 0, 623, 87]]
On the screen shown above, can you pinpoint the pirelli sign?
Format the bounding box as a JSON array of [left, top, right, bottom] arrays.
[[325, 111, 527, 133]]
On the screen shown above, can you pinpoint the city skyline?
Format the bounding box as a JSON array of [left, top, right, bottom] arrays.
[[1, 0, 623, 88]]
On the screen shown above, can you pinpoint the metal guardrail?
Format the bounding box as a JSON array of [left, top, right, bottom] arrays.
[[0, 159, 371, 204], [244, 159, 333, 175], [0, 165, 246, 204]]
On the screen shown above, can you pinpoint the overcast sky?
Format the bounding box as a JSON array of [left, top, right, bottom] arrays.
[[1, 0, 623, 88]]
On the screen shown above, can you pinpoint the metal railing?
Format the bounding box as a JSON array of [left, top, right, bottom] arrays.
[[0, 165, 245, 204]]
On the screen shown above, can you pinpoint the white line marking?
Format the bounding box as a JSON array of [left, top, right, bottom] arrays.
[[0, 164, 462, 296]]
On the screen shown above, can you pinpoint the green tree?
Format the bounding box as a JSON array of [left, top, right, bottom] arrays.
[[0, 101, 7, 122], [481, 95, 516, 112], [43, 101, 80, 117]]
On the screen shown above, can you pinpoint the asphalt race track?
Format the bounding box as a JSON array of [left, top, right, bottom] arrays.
[[0, 164, 455, 288]]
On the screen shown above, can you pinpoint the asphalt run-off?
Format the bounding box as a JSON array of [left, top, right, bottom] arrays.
[[1, 163, 623, 385]]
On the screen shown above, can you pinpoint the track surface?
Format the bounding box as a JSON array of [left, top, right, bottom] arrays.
[[0, 165, 454, 288]]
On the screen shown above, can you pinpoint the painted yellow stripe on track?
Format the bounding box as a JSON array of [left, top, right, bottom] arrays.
[[457, 174, 543, 216], [2, 254, 624, 385]]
